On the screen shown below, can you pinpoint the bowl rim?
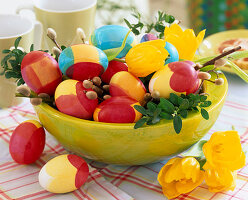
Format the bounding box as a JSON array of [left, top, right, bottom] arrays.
[[35, 74, 228, 129]]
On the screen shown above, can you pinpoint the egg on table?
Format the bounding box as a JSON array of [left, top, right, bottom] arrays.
[[55, 79, 98, 119], [39, 154, 89, 193], [9, 120, 45, 164], [90, 25, 136, 58], [109, 71, 146, 103], [93, 96, 142, 123], [58, 44, 108, 81], [21, 51, 62, 96], [149, 61, 201, 98]]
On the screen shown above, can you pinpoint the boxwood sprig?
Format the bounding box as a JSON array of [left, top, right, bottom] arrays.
[[134, 93, 211, 134]]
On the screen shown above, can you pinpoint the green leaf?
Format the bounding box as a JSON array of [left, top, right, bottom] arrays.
[[181, 140, 207, 157], [158, 98, 175, 114], [147, 101, 157, 112], [200, 101, 212, 107], [198, 158, 207, 170], [173, 115, 182, 134], [30, 44, 34, 52], [179, 99, 189, 110], [152, 108, 161, 124], [200, 65, 215, 72], [180, 110, 188, 118], [226, 60, 248, 83], [166, 15, 175, 23], [201, 108, 209, 120], [14, 37, 22, 49], [154, 23, 165, 32], [61, 45, 67, 50], [200, 95, 207, 102], [5, 71, 18, 79], [160, 112, 173, 120], [169, 93, 179, 105], [2, 49, 11, 54], [134, 105, 147, 115], [17, 78, 25, 86], [134, 117, 148, 129], [124, 18, 132, 29]]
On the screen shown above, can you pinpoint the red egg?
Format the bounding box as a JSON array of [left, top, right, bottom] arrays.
[[21, 51, 62, 96], [9, 120, 45, 164], [55, 80, 98, 119], [93, 96, 142, 123], [101, 60, 128, 84]]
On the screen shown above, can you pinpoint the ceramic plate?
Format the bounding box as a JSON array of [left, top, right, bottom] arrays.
[[198, 29, 248, 74]]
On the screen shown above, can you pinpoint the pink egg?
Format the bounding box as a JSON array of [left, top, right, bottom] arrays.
[[9, 120, 45, 164]]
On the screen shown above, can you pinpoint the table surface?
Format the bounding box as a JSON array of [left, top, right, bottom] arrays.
[[0, 72, 248, 200]]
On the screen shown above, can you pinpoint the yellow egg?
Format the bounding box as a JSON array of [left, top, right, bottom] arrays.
[[39, 154, 89, 193]]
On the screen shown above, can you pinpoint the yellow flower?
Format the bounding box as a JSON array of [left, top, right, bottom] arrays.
[[126, 39, 169, 77], [164, 24, 205, 60], [157, 157, 204, 199], [203, 131, 246, 171], [204, 163, 237, 193]]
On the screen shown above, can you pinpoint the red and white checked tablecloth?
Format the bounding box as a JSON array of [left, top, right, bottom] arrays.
[[0, 75, 248, 200]]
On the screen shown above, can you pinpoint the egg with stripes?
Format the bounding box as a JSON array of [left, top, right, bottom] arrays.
[[39, 154, 89, 193], [54, 79, 98, 119], [9, 120, 45, 164], [90, 25, 136, 58], [21, 51, 62, 95], [58, 44, 108, 81]]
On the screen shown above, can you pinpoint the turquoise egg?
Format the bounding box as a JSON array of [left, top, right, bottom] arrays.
[[165, 42, 179, 64], [90, 25, 136, 59]]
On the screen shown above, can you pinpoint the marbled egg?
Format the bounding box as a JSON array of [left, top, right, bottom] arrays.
[[109, 71, 146, 103], [21, 51, 62, 95], [93, 96, 142, 123], [39, 154, 89, 193], [140, 33, 158, 43], [55, 79, 98, 119], [90, 25, 136, 58], [9, 120, 45, 164], [58, 44, 108, 81]]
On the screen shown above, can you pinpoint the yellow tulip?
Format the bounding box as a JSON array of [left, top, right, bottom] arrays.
[[203, 131, 246, 171], [126, 39, 169, 77], [164, 24, 205, 60], [157, 157, 204, 199], [204, 163, 237, 192]]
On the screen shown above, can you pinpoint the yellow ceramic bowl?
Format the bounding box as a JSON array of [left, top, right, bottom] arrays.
[[34, 74, 228, 165]]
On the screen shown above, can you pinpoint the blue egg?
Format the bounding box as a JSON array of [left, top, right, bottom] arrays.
[[164, 42, 179, 64], [90, 25, 136, 59]]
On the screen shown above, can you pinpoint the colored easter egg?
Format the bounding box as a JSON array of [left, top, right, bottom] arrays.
[[140, 33, 158, 43], [164, 42, 179, 64], [109, 71, 146, 103], [58, 44, 108, 81], [21, 51, 62, 95], [39, 154, 89, 193], [54, 79, 98, 119], [149, 61, 200, 98], [90, 25, 136, 58], [93, 96, 142, 123], [101, 60, 128, 84], [9, 120, 45, 164]]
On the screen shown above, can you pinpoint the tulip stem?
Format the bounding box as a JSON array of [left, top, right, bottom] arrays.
[[202, 46, 241, 67], [113, 58, 126, 63]]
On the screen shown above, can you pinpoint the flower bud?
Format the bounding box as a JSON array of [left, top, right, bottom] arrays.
[[198, 72, 211, 80], [92, 77, 102, 86], [38, 93, 50, 99], [30, 98, 42, 106], [151, 91, 160, 99], [102, 85, 109, 92], [86, 91, 98, 100], [92, 85, 103, 96], [215, 78, 224, 85], [222, 46, 234, 53], [193, 62, 202, 70], [83, 80, 93, 89], [17, 85, 31, 96], [143, 93, 152, 102], [214, 59, 226, 68], [77, 28, 86, 42], [47, 28, 57, 40], [103, 95, 111, 100], [52, 46, 62, 56]]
